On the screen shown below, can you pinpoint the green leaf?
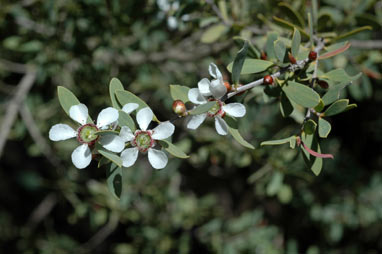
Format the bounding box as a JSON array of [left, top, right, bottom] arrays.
[[266, 172, 284, 196], [201, 23, 228, 43], [109, 78, 124, 109], [304, 119, 317, 135], [322, 81, 350, 105], [291, 27, 301, 57], [301, 133, 323, 176], [314, 99, 325, 112], [278, 2, 305, 27], [265, 32, 279, 59], [344, 103, 357, 112], [272, 16, 309, 38], [282, 81, 320, 108], [118, 111, 136, 132], [308, 12, 314, 47], [228, 127, 255, 149], [289, 136, 297, 149], [274, 40, 286, 62], [227, 59, 274, 74], [116, 90, 158, 122], [57, 86, 93, 123], [170, 85, 190, 103], [232, 40, 249, 85], [94, 130, 119, 136], [261, 136, 293, 146], [318, 117, 331, 138], [280, 92, 293, 117], [323, 69, 362, 82], [106, 163, 122, 199], [277, 184, 293, 204], [98, 149, 123, 168], [332, 26, 372, 42], [159, 140, 189, 159], [189, 101, 216, 115], [233, 36, 260, 58], [323, 99, 349, 116]]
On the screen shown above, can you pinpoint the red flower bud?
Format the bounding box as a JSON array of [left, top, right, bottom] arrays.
[[263, 75, 273, 85], [172, 100, 186, 115], [308, 51, 317, 61], [317, 80, 329, 89], [261, 51, 267, 60], [288, 52, 297, 64], [223, 81, 231, 92]]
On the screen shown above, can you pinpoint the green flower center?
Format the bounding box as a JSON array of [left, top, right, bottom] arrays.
[[77, 124, 99, 145], [133, 131, 154, 152], [207, 100, 224, 117]]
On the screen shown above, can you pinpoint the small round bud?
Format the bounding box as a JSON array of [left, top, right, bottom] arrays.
[[261, 51, 267, 60], [288, 52, 297, 64], [308, 51, 317, 61], [317, 80, 329, 89], [172, 100, 186, 115], [223, 81, 231, 92], [263, 75, 273, 85]]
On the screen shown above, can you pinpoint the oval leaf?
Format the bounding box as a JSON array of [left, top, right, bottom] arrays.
[[318, 117, 331, 138], [189, 101, 216, 115], [261, 136, 293, 146], [57, 86, 93, 123], [170, 85, 190, 103], [304, 119, 317, 135], [274, 39, 286, 62], [232, 40, 249, 85], [109, 78, 124, 109], [118, 111, 136, 132], [227, 59, 274, 74], [98, 149, 123, 168], [323, 99, 349, 116], [201, 23, 228, 44], [106, 163, 122, 199], [116, 90, 158, 122], [159, 140, 189, 159], [282, 81, 320, 108], [291, 27, 301, 57], [228, 127, 255, 149]]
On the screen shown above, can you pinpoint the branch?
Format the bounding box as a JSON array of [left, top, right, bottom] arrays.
[[0, 68, 36, 157], [349, 40, 382, 49], [26, 193, 58, 230], [225, 38, 325, 100], [0, 59, 28, 73]]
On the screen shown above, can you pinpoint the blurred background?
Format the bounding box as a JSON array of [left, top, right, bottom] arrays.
[[0, 0, 381, 253]]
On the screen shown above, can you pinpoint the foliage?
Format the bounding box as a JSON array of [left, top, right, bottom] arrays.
[[0, 0, 381, 253]]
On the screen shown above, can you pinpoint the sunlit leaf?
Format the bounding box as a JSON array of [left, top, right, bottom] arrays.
[[323, 99, 349, 116], [159, 140, 189, 159], [291, 27, 301, 57], [318, 117, 331, 138], [282, 81, 320, 108], [170, 85, 190, 103], [57, 86, 93, 123], [99, 149, 123, 168], [227, 59, 274, 74], [118, 111, 136, 132], [109, 78, 124, 109], [201, 23, 228, 43], [274, 39, 286, 62], [116, 90, 158, 122]]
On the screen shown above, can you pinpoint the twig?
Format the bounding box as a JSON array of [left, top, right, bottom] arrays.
[[0, 59, 28, 73], [225, 38, 325, 100], [0, 68, 36, 157], [205, 0, 232, 26], [349, 40, 382, 49], [26, 193, 58, 230], [78, 212, 119, 253], [19, 103, 64, 169]]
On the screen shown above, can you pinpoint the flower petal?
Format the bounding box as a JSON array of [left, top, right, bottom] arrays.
[[208, 63, 223, 79], [198, 78, 212, 97], [137, 107, 153, 131], [71, 144, 92, 169], [69, 104, 88, 125], [97, 107, 119, 129], [215, 116, 228, 135], [49, 124, 77, 141], [210, 79, 227, 99], [148, 148, 168, 169], [119, 126, 135, 142], [99, 134, 125, 153], [121, 147, 139, 168], [186, 113, 207, 130], [122, 103, 139, 114], [188, 88, 207, 105], [222, 103, 246, 118], [152, 121, 175, 140]]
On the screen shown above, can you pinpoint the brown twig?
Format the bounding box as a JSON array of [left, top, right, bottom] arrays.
[[26, 193, 58, 230], [0, 68, 36, 157]]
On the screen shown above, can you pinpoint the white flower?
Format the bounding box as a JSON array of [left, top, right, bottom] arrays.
[[120, 107, 175, 169], [49, 103, 125, 169], [187, 63, 246, 135]]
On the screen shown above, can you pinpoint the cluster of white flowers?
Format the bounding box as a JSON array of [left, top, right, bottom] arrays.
[[49, 63, 246, 170]]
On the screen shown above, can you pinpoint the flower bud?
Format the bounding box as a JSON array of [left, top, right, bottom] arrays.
[[172, 100, 186, 115], [317, 80, 329, 89], [308, 50, 317, 61], [223, 81, 231, 92], [261, 51, 267, 60], [263, 75, 273, 85], [288, 52, 297, 64]]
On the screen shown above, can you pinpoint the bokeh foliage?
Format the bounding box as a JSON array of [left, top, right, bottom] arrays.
[[0, 0, 381, 253]]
